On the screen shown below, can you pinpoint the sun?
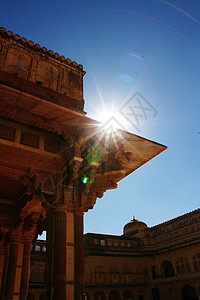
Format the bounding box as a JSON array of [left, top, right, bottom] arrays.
[[95, 106, 126, 133]]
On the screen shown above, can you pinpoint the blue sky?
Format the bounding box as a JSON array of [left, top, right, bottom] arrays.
[[1, 0, 200, 236]]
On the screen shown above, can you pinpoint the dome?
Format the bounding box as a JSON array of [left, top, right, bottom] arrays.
[[123, 216, 147, 236]]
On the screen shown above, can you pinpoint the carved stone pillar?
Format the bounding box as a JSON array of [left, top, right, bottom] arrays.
[[5, 234, 38, 300], [0, 227, 15, 299], [0, 249, 4, 293], [46, 208, 75, 300], [5, 242, 19, 300], [0, 248, 9, 300], [53, 210, 67, 300], [2, 192, 44, 300], [74, 213, 84, 300], [44, 138, 124, 300], [45, 210, 54, 300]]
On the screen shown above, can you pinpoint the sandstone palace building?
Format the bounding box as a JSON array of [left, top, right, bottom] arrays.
[[0, 27, 199, 300], [29, 209, 200, 300]]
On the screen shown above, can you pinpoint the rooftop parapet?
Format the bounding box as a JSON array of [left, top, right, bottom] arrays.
[[0, 27, 85, 106]]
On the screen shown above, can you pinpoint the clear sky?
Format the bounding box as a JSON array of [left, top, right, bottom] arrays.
[[1, 0, 200, 236]]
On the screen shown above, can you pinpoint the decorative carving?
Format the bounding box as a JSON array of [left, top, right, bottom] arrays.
[[22, 169, 56, 196], [20, 195, 45, 218], [19, 130, 135, 214], [59, 133, 135, 212], [24, 212, 43, 235]]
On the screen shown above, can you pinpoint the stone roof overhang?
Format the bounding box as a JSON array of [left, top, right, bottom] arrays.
[[0, 70, 167, 205], [0, 72, 167, 169]]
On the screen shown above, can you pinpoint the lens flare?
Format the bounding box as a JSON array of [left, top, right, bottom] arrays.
[[82, 175, 90, 184]]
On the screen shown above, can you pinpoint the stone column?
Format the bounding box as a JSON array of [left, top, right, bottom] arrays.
[[65, 211, 75, 300], [4, 195, 43, 300], [45, 211, 54, 300], [53, 210, 67, 300], [0, 248, 4, 292], [4, 243, 19, 300], [46, 208, 75, 300], [74, 213, 84, 300], [4, 237, 28, 300], [19, 243, 32, 300], [0, 249, 9, 299]]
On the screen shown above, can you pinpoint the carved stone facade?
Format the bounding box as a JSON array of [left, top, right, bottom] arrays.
[[29, 209, 200, 300], [0, 28, 166, 300]]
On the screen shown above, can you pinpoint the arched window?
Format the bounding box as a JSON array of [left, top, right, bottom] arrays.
[[94, 291, 106, 300], [123, 290, 134, 300], [160, 261, 175, 278], [109, 290, 121, 300], [182, 285, 198, 300]]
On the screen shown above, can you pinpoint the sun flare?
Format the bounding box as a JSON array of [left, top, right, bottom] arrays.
[[96, 107, 126, 133]]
